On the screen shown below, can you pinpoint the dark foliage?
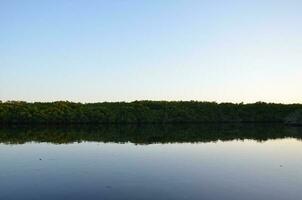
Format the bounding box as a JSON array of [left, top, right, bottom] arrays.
[[0, 101, 301, 124], [285, 109, 302, 126]]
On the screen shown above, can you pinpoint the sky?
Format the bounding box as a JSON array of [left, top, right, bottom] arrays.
[[0, 0, 301, 103]]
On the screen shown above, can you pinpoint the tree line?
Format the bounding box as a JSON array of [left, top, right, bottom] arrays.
[[0, 101, 301, 125]]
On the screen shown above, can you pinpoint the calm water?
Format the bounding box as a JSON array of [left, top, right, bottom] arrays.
[[0, 125, 302, 200]]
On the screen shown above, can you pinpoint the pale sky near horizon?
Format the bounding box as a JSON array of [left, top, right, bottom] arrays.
[[0, 0, 301, 103]]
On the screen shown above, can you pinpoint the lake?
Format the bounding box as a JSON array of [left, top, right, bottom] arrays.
[[0, 124, 302, 200]]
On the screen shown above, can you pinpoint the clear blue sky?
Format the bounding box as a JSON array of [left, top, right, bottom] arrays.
[[1, 0, 301, 103]]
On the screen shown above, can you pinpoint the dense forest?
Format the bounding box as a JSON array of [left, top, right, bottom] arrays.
[[1, 124, 301, 144], [0, 101, 302, 125]]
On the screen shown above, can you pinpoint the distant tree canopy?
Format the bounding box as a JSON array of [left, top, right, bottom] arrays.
[[0, 101, 301, 125], [285, 109, 302, 126]]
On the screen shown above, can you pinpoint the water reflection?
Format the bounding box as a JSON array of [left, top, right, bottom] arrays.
[[1, 125, 302, 200], [0, 124, 302, 144]]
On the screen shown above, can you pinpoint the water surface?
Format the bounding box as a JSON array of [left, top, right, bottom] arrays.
[[0, 125, 302, 200]]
